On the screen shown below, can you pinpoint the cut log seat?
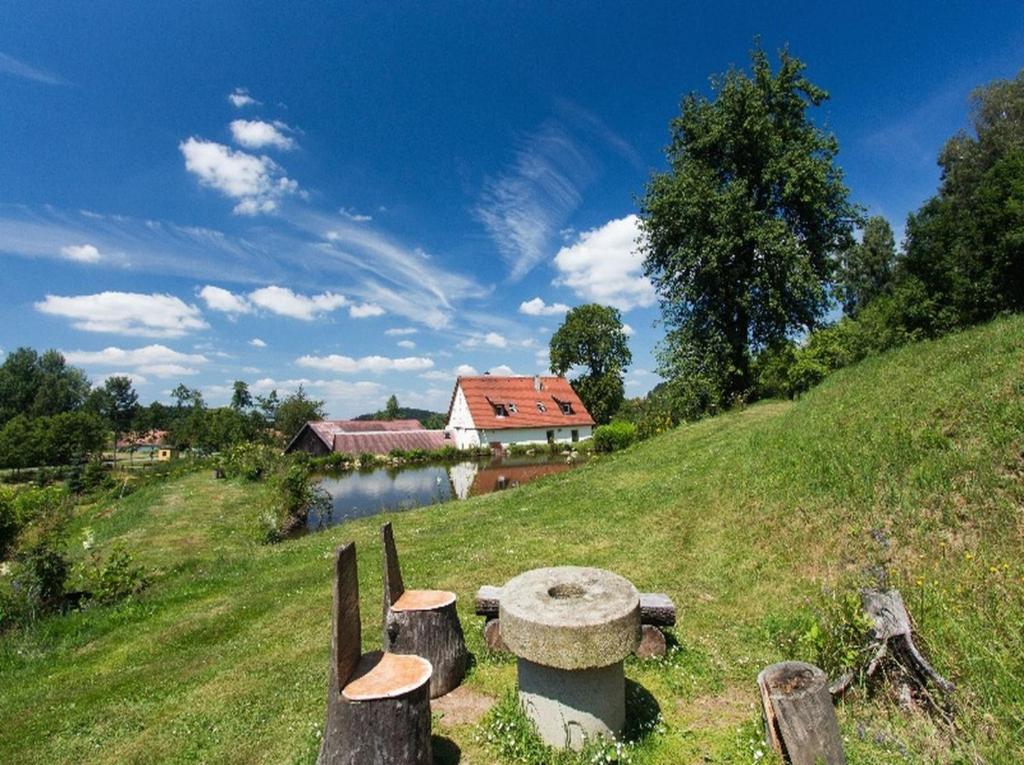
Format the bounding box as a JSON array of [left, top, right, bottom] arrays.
[[392, 589, 457, 612], [342, 651, 433, 701], [475, 585, 676, 627]]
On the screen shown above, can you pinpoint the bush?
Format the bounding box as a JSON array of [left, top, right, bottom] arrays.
[[222, 442, 282, 480], [593, 422, 638, 453], [88, 543, 148, 605], [8, 517, 71, 620], [0, 485, 68, 559]]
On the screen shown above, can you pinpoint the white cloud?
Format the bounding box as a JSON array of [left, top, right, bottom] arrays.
[[397, 339, 416, 349], [179, 137, 299, 215], [228, 87, 260, 108], [553, 214, 656, 311], [36, 292, 208, 338], [99, 372, 149, 388], [489, 364, 520, 376], [60, 243, 101, 263], [199, 285, 253, 314], [63, 344, 207, 377], [249, 337, 267, 348], [534, 348, 551, 370], [349, 302, 385, 319], [421, 363, 478, 381], [622, 323, 635, 336], [385, 327, 418, 336], [296, 354, 434, 374], [339, 207, 372, 222], [249, 285, 347, 320], [460, 331, 509, 350], [519, 297, 570, 316], [230, 119, 296, 151]]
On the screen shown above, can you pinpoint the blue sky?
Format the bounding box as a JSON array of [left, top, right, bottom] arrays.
[[1, 2, 1021, 416]]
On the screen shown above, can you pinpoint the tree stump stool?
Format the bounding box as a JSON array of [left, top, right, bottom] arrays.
[[318, 542, 433, 765], [500, 566, 640, 750], [382, 522, 468, 698], [757, 661, 845, 765]]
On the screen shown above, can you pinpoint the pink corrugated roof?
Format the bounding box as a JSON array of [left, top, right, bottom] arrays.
[[332, 430, 447, 454]]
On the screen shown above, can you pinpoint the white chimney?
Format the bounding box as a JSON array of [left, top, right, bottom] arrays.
[[533, 375, 542, 391]]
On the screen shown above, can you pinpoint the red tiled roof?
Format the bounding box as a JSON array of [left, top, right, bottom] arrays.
[[117, 429, 169, 448], [331, 430, 447, 455], [451, 376, 595, 430], [305, 419, 424, 447]]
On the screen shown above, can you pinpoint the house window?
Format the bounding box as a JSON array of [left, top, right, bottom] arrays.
[[546, 430, 555, 443], [560, 402, 573, 415], [507, 402, 518, 413], [536, 401, 546, 412], [571, 430, 579, 442], [493, 403, 508, 417]]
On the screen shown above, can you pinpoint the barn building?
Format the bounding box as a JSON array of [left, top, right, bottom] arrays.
[[445, 375, 594, 450], [284, 419, 447, 456]]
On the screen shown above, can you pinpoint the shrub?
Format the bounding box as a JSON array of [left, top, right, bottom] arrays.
[[9, 519, 71, 620], [89, 543, 148, 605], [222, 442, 282, 480], [593, 422, 638, 453]]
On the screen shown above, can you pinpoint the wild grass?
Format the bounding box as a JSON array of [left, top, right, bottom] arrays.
[[0, 316, 1022, 763]]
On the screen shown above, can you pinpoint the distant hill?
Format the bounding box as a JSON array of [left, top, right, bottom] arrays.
[[352, 407, 446, 429]]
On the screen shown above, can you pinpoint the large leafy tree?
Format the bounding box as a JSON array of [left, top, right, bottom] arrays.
[[901, 69, 1024, 329], [0, 348, 90, 425], [640, 46, 858, 409], [230, 380, 252, 411], [549, 304, 632, 424], [837, 215, 897, 316]]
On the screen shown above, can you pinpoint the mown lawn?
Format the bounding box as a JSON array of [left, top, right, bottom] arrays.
[[1, 316, 1022, 764]]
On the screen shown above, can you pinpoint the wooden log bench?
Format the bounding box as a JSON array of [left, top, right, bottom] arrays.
[[383, 523, 468, 698], [318, 542, 433, 765], [474, 585, 676, 659]]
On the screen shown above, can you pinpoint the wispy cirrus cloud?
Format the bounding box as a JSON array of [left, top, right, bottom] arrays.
[[475, 120, 595, 281], [0, 52, 67, 86]]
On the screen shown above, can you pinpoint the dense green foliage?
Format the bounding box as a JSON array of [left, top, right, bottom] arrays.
[[0, 411, 106, 470], [273, 385, 326, 442], [354, 399, 447, 429], [641, 46, 858, 409], [592, 421, 638, 453], [1, 317, 1021, 763], [900, 69, 1024, 331], [550, 303, 632, 424], [0, 349, 91, 427], [836, 215, 897, 316]]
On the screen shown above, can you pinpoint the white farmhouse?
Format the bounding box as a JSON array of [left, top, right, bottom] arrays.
[[445, 375, 595, 450]]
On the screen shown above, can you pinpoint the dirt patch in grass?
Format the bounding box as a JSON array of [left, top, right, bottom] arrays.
[[675, 684, 755, 730], [433, 685, 496, 727]]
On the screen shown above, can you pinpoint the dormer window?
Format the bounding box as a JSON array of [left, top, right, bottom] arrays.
[[507, 402, 518, 414], [493, 403, 508, 417], [561, 402, 573, 415], [536, 401, 547, 412]]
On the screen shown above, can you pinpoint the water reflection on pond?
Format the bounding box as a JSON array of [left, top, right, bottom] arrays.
[[307, 455, 580, 531]]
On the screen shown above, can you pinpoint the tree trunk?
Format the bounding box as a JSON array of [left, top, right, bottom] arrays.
[[385, 601, 467, 698], [318, 670, 432, 765], [757, 661, 845, 765]]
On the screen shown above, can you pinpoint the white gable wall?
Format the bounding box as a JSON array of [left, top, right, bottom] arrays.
[[445, 385, 480, 449], [475, 425, 592, 448]]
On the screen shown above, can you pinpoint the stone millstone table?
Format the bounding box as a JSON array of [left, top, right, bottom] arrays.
[[499, 566, 640, 749]]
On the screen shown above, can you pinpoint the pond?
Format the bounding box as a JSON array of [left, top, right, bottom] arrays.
[[306, 454, 582, 531]]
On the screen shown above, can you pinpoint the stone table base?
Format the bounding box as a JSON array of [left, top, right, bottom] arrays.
[[517, 658, 625, 750]]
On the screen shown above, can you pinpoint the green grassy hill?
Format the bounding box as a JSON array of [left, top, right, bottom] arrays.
[[2, 317, 1022, 764]]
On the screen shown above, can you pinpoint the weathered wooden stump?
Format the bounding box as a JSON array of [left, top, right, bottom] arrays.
[[382, 522, 468, 698], [757, 661, 845, 765], [318, 542, 433, 765]]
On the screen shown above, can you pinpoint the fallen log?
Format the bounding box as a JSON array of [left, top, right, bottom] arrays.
[[475, 585, 676, 627], [758, 661, 845, 765]]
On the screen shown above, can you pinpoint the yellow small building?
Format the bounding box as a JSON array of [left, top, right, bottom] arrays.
[[156, 447, 177, 461]]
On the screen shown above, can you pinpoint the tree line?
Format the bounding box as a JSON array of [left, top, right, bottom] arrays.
[[0, 350, 327, 470]]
